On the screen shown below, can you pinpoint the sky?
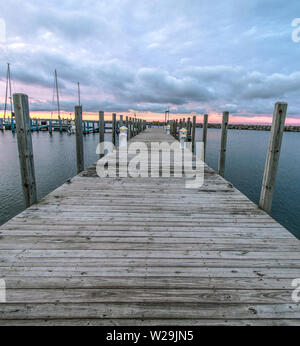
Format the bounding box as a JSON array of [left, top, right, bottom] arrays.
[[0, 0, 300, 123]]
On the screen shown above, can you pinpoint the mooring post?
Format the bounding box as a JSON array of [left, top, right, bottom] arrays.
[[192, 115, 196, 154], [259, 102, 288, 213], [128, 117, 132, 140], [125, 116, 128, 130], [49, 120, 52, 134], [0, 118, 3, 131], [131, 118, 133, 137], [218, 111, 229, 177], [13, 93, 37, 208], [120, 115, 123, 127], [112, 113, 116, 146], [75, 106, 84, 173], [59, 118, 62, 133], [133, 118, 136, 137], [99, 110, 105, 158], [11, 118, 15, 133], [187, 117, 191, 138], [132, 118, 135, 137], [173, 120, 176, 137], [202, 114, 208, 162]]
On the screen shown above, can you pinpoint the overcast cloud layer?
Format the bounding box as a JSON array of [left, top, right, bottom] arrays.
[[0, 0, 300, 119]]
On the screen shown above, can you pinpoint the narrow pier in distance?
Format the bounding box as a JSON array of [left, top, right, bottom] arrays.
[[0, 128, 300, 325]]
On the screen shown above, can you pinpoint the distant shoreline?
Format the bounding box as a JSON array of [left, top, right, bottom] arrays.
[[195, 123, 300, 132]]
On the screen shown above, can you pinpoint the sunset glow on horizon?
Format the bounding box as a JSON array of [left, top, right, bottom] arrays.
[[1, 110, 300, 125]]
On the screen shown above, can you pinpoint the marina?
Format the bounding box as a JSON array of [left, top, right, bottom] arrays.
[[0, 96, 299, 325]]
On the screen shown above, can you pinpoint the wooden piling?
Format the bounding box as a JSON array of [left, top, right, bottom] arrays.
[[173, 120, 176, 137], [99, 111, 105, 159], [13, 93, 37, 208], [218, 111, 229, 177], [187, 117, 191, 138], [259, 102, 288, 213], [48, 120, 52, 134], [75, 106, 84, 173], [133, 118, 135, 136], [202, 114, 208, 162], [112, 113, 116, 146], [192, 115, 196, 154], [128, 117, 132, 140], [11, 118, 15, 133]]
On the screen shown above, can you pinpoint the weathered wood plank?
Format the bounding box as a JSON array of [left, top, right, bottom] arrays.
[[0, 303, 299, 319], [0, 127, 299, 325]]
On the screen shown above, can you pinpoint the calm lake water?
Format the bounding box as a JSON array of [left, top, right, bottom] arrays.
[[0, 128, 299, 239]]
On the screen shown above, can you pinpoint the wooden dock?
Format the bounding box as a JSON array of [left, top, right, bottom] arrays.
[[0, 128, 300, 325]]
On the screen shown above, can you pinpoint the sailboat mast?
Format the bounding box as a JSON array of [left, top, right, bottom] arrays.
[[8, 63, 13, 117], [4, 64, 8, 120], [3, 63, 13, 120], [55, 69, 61, 120]]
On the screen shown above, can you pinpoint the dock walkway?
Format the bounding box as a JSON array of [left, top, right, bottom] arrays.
[[0, 128, 300, 325]]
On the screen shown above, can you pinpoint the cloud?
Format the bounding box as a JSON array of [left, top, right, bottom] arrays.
[[0, 0, 300, 119]]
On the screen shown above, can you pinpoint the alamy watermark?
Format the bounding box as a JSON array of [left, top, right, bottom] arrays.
[[292, 18, 300, 42], [96, 140, 205, 189], [0, 279, 6, 303], [291, 278, 300, 303]]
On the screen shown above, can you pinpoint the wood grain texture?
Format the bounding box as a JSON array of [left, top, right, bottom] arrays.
[[13, 93, 37, 207], [0, 128, 299, 326]]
